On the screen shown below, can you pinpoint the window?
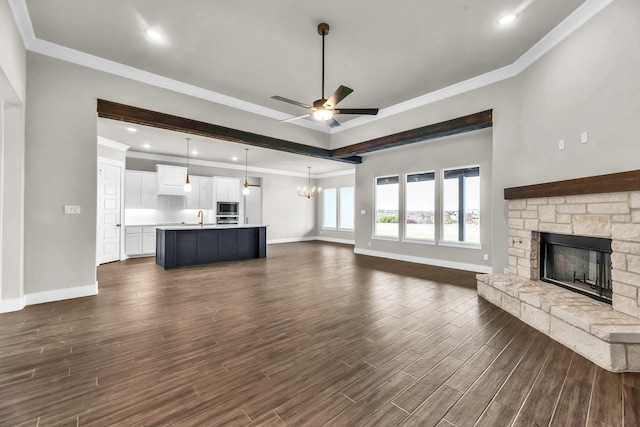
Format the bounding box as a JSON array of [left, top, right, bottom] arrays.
[[442, 167, 480, 243], [405, 172, 435, 240], [339, 187, 354, 230], [323, 188, 337, 229], [323, 186, 354, 230], [375, 176, 399, 238]]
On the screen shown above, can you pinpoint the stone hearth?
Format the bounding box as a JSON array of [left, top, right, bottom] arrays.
[[478, 174, 640, 372]]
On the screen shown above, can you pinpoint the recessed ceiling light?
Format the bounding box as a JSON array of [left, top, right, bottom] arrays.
[[191, 150, 198, 155], [143, 143, 151, 149], [127, 126, 137, 133], [232, 156, 238, 162], [498, 13, 517, 25], [145, 29, 163, 41]]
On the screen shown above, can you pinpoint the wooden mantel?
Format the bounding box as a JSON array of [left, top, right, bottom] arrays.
[[504, 170, 640, 200]]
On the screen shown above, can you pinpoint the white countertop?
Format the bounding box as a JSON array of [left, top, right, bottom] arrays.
[[156, 224, 267, 231]]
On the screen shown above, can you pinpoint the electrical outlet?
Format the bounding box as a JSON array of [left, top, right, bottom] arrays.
[[64, 205, 81, 214], [558, 139, 565, 150], [581, 131, 588, 144], [483, 254, 489, 261], [368, 241, 371, 247], [361, 210, 366, 215]]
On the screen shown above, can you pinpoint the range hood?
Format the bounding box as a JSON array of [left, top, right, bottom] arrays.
[[156, 164, 187, 196]]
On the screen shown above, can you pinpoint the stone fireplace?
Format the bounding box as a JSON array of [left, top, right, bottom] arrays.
[[477, 170, 640, 372]]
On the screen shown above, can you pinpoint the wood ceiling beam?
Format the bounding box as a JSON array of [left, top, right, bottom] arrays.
[[330, 110, 493, 158], [504, 170, 640, 200], [97, 99, 362, 164]]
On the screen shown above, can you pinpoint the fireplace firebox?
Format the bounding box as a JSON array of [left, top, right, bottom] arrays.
[[539, 233, 612, 304]]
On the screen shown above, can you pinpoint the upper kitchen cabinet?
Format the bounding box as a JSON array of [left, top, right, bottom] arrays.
[[156, 164, 188, 196], [125, 171, 157, 209], [213, 177, 240, 202], [184, 176, 212, 209]]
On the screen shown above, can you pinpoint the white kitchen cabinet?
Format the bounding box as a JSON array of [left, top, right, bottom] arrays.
[[213, 177, 240, 203], [125, 226, 156, 256], [184, 176, 212, 209], [125, 171, 157, 209]]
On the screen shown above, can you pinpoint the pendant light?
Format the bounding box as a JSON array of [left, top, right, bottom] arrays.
[[184, 137, 192, 192], [242, 148, 250, 196], [298, 167, 321, 198]]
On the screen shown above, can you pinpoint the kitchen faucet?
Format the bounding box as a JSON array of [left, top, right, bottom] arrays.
[[198, 210, 204, 226]]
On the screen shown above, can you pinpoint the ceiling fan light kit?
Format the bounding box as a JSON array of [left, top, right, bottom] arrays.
[[272, 23, 379, 127]]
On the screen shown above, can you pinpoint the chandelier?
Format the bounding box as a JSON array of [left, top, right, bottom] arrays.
[[298, 167, 321, 198]]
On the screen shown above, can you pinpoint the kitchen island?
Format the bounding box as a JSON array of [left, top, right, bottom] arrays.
[[155, 224, 267, 269]]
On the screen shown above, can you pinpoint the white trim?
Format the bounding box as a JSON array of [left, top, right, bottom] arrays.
[[329, 0, 614, 133], [438, 241, 482, 250], [401, 238, 437, 246], [8, 0, 612, 134], [315, 168, 355, 179], [316, 236, 355, 245], [98, 136, 129, 152], [372, 235, 400, 242], [7, 0, 34, 47], [267, 237, 316, 244], [97, 157, 126, 263], [0, 296, 25, 313], [354, 248, 492, 274], [24, 283, 98, 306], [510, 0, 615, 75], [127, 150, 334, 178], [0, 283, 100, 312]]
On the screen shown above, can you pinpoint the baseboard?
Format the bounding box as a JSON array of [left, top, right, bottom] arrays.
[[0, 297, 26, 313], [24, 282, 99, 307], [267, 237, 317, 244], [315, 236, 355, 245], [354, 248, 493, 274]]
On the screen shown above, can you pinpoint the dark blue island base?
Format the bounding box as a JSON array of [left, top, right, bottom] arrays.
[[155, 225, 267, 269]]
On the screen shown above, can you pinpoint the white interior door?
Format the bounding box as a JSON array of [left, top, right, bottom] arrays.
[[244, 187, 262, 224], [97, 160, 122, 264]]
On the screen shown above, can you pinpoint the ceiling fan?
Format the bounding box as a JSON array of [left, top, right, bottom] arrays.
[[272, 23, 379, 128]]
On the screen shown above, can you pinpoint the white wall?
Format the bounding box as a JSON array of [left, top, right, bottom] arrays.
[[333, 0, 640, 273], [0, 0, 26, 311], [355, 129, 493, 272]]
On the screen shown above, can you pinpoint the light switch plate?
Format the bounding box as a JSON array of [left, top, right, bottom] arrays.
[[361, 210, 366, 215], [64, 205, 81, 214]]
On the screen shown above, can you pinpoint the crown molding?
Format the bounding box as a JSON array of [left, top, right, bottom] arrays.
[[330, 0, 614, 134], [7, 0, 34, 47], [510, 0, 615, 75], [97, 136, 129, 152], [125, 150, 338, 178], [10, 0, 613, 135]]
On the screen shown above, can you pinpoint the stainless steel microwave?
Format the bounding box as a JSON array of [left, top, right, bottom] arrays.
[[217, 202, 239, 216]]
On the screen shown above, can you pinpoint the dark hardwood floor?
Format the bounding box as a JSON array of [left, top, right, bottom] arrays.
[[1, 241, 639, 426]]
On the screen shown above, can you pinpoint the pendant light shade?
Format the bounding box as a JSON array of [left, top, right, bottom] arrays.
[[242, 148, 250, 195], [184, 138, 192, 192]]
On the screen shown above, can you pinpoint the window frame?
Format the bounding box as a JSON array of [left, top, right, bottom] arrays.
[[440, 165, 481, 248], [338, 186, 355, 231], [373, 175, 400, 240], [322, 187, 338, 230], [402, 170, 436, 244]]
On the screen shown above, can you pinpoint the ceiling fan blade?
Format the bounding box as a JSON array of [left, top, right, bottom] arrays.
[[334, 108, 379, 115], [282, 113, 312, 123], [271, 96, 313, 109], [324, 85, 353, 108], [327, 117, 341, 128]]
